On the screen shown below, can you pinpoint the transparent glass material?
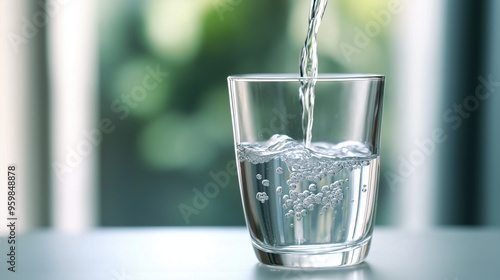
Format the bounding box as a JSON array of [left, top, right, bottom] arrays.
[[228, 74, 385, 268]]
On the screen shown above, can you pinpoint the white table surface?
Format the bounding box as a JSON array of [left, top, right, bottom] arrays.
[[0, 227, 499, 280]]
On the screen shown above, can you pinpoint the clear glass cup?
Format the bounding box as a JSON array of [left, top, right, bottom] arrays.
[[228, 74, 385, 268]]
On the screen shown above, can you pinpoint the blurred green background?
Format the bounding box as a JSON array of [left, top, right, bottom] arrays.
[[98, 0, 396, 226], [1, 0, 499, 232]]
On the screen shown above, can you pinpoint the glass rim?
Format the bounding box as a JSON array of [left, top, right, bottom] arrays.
[[228, 73, 385, 82]]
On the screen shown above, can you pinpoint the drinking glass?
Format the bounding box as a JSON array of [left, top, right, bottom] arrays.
[[228, 74, 385, 268]]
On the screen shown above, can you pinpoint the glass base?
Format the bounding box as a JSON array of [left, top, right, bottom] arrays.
[[252, 238, 371, 268]]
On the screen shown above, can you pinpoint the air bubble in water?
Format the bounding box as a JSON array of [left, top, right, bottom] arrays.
[[255, 192, 268, 203], [332, 180, 342, 187], [262, 179, 270, 187], [276, 167, 284, 174], [256, 174, 262, 180], [308, 184, 317, 192], [276, 186, 283, 195]]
